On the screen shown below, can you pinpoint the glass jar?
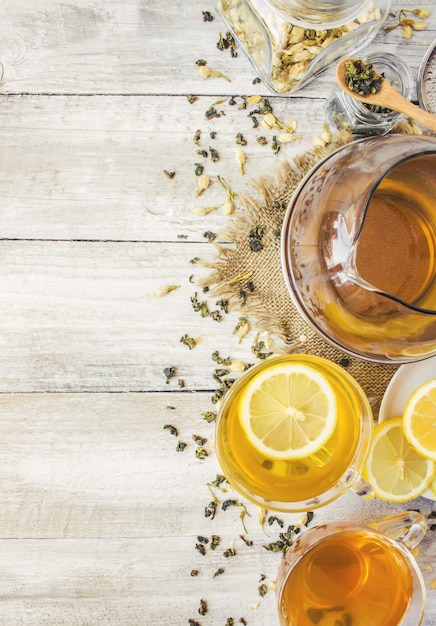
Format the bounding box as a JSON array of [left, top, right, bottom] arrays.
[[217, 0, 391, 94], [265, 0, 371, 28], [326, 52, 414, 136]]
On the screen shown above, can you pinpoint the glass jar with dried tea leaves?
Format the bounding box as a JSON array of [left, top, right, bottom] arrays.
[[217, 0, 391, 94], [326, 52, 414, 135]]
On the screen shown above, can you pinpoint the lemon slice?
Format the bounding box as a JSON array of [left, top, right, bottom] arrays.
[[239, 362, 337, 460], [363, 417, 435, 502], [402, 378, 436, 461]]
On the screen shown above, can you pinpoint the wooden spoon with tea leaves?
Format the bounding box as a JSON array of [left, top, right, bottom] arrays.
[[336, 57, 436, 133]]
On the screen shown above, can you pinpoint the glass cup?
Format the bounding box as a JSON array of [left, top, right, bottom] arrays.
[[215, 354, 373, 513], [276, 511, 427, 625]]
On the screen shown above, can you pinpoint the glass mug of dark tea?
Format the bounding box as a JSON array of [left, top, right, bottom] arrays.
[[215, 354, 373, 513], [276, 511, 427, 626], [281, 134, 436, 363]]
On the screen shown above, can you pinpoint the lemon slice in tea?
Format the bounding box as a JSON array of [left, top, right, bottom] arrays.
[[239, 362, 337, 460], [402, 378, 436, 461], [363, 418, 435, 502]]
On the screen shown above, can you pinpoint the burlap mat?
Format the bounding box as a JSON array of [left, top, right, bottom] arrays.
[[201, 129, 400, 417]]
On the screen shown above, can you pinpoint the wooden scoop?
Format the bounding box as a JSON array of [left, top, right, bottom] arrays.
[[336, 57, 436, 133]]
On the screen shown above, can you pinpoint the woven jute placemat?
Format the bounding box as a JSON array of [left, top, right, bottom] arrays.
[[201, 130, 400, 416]]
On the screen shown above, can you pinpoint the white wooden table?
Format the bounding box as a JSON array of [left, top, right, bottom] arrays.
[[0, 1, 435, 624]]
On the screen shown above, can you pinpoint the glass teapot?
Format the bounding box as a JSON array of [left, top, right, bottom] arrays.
[[281, 134, 436, 363]]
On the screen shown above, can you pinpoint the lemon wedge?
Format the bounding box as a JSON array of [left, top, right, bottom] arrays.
[[239, 362, 337, 460], [402, 378, 436, 461], [363, 418, 435, 502]]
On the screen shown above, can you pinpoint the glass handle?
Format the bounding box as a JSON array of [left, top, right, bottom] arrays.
[[351, 474, 374, 500], [371, 511, 428, 550]]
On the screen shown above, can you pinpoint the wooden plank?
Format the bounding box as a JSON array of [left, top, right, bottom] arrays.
[[0, 238, 269, 392], [0, 93, 330, 241], [0, 532, 432, 625], [0, 0, 432, 96], [0, 391, 434, 625], [0, 390, 433, 536]]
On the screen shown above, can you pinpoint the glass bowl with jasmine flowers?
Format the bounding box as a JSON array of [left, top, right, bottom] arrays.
[[216, 0, 391, 94], [326, 52, 414, 136]]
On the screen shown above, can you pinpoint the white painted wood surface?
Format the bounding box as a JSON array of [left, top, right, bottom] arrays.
[[0, 0, 434, 624]]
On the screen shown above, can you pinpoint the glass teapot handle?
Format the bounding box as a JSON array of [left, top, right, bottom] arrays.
[[370, 511, 428, 550]]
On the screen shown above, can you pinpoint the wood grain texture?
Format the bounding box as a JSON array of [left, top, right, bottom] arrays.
[[0, 0, 435, 623], [0, 0, 432, 96]]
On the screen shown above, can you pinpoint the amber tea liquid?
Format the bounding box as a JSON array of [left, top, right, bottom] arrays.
[[354, 154, 436, 311], [215, 355, 371, 511], [278, 530, 414, 626]]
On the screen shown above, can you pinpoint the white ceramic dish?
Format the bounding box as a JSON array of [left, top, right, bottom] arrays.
[[379, 355, 436, 501]]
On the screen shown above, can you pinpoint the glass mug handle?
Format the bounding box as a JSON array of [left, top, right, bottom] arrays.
[[369, 510, 428, 550]]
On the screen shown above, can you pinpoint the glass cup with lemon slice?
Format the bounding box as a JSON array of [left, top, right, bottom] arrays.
[[215, 354, 373, 512]]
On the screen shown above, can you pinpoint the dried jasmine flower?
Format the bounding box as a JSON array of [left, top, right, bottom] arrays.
[[154, 285, 179, 297], [385, 7, 429, 37], [163, 366, 176, 384], [192, 205, 220, 216], [198, 63, 232, 82], [196, 174, 210, 197], [233, 317, 250, 343], [217, 175, 236, 215], [202, 10, 214, 21], [163, 169, 175, 178], [163, 424, 178, 437], [236, 148, 246, 175], [176, 441, 187, 452]]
